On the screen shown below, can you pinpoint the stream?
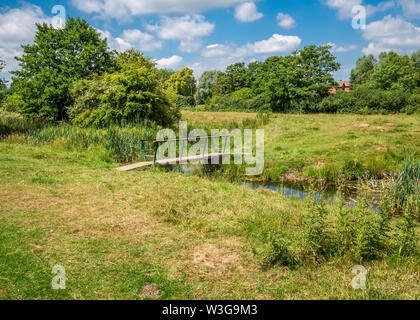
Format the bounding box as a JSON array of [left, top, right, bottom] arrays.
[[172, 165, 381, 209]]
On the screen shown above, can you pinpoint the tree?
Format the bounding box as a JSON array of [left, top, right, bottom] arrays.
[[0, 58, 7, 103], [350, 54, 377, 87], [12, 17, 115, 121], [254, 45, 340, 112], [373, 51, 418, 91], [164, 67, 196, 107], [411, 50, 420, 69], [212, 62, 252, 96], [197, 70, 223, 104], [69, 50, 179, 127], [157, 69, 175, 88], [0, 57, 5, 88]]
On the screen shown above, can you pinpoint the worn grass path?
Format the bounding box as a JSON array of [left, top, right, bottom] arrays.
[[0, 142, 419, 299]]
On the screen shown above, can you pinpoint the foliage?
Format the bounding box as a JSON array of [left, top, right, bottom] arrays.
[[373, 52, 419, 92], [156, 69, 175, 86], [11, 17, 115, 121], [164, 67, 196, 107], [70, 50, 180, 127], [254, 45, 340, 112], [197, 70, 223, 104], [350, 54, 376, 87], [380, 159, 420, 217], [212, 63, 252, 96], [1, 93, 25, 113], [318, 84, 408, 114]]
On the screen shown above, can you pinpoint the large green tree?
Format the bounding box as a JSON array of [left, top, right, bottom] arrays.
[[350, 54, 377, 87], [197, 70, 223, 104], [212, 62, 252, 96], [12, 17, 115, 121], [373, 51, 418, 91], [254, 45, 340, 112], [164, 67, 196, 107]]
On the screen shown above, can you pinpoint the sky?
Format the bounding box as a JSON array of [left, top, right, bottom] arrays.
[[0, 0, 419, 83]]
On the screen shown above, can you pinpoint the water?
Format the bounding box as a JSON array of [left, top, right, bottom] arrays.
[[172, 164, 380, 209]]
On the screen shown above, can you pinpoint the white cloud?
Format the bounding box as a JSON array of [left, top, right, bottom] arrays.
[[234, 2, 263, 23], [399, 0, 420, 19], [194, 34, 301, 78], [277, 13, 296, 29], [98, 29, 162, 52], [0, 5, 50, 73], [325, 0, 395, 19], [250, 34, 302, 54], [201, 34, 301, 59], [147, 15, 214, 52], [71, 0, 249, 19], [336, 44, 358, 52], [362, 15, 420, 48], [156, 55, 183, 69], [362, 42, 394, 55], [202, 44, 231, 58], [366, 1, 396, 16], [325, 0, 363, 19]]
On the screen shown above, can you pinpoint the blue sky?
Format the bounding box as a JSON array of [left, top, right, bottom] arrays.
[[1, 0, 419, 83]]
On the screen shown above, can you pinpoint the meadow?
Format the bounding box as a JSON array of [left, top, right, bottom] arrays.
[[183, 111, 420, 182], [0, 111, 419, 300]]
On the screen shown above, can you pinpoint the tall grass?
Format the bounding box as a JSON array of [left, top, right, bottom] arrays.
[[0, 115, 159, 163], [380, 158, 420, 217]]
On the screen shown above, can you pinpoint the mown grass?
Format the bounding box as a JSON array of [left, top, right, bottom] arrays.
[[182, 111, 420, 182], [0, 142, 419, 300]]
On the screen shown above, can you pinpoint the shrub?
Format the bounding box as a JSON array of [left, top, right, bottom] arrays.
[[70, 53, 180, 127], [1, 93, 25, 113], [318, 85, 409, 114]]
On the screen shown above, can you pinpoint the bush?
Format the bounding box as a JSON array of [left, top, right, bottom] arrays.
[[206, 94, 268, 112], [1, 93, 24, 113], [318, 85, 409, 114], [70, 53, 180, 127], [231, 88, 255, 100]]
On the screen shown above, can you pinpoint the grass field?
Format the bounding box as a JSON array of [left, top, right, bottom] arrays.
[[0, 141, 419, 300], [183, 112, 420, 181]]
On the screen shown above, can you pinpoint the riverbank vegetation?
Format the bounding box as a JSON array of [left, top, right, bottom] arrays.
[[0, 142, 418, 299]]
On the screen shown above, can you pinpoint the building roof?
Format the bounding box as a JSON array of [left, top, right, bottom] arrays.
[[338, 80, 351, 87]]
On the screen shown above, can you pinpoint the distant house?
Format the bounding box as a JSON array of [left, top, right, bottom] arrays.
[[329, 80, 351, 94]]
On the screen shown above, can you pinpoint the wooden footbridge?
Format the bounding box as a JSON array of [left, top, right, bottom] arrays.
[[116, 135, 234, 172]]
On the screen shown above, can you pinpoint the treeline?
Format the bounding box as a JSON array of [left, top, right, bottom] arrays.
[[320, 51, 420, 114], [194, 50, 419, 114], [1, 17, 419, 124]]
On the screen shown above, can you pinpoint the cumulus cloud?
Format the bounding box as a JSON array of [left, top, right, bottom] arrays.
[[328, 43, 358, 53], [71, 0, 249, 19], [193, 34, 301, 78], [97, 29, 162, 52], [0, 5, 51, 73], [146, 15, 214, 52], [250, 34, 302, 54], [155, 55, 183, 69], [201, 34, 301, 59], [362, 15, 420, 48], [336, 44, 358, 52], [325, 0, 363, 19], [362, 42, 394, 55], [234, 2, 263, 22], [277, 13, 296, 29], [399, 0, 420, 19], [325, 0, 395, 19]]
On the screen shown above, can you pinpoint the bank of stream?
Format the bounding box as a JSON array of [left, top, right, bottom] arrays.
[[171, 164, 381, 209]]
